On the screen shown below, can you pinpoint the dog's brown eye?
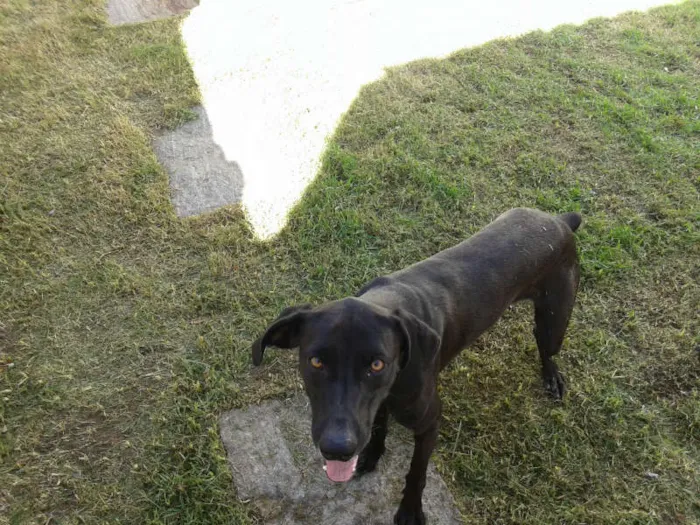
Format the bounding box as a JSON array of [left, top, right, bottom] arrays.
[[310, 357, 323, 369], [370, 359, 385, 373]]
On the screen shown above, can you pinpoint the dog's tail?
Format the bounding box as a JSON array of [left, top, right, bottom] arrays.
[[558, 211, 582, 232]]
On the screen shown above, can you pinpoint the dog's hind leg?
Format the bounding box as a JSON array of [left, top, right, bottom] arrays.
[[533, 266, 579, 400], [356, 401, 389, 475]]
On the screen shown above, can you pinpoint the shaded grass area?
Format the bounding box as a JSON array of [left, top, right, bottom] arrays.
[[1, 1, 699, 523]]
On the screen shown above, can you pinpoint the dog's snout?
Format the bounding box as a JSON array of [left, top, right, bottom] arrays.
[[319, 423, 358, 461]]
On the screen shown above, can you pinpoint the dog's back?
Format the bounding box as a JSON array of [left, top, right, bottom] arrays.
[[359, 208, 581, 368]]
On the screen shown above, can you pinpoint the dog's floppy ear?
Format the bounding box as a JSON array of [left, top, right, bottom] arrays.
[[252, 304, 313, 366], [392, 309, 441, 369]]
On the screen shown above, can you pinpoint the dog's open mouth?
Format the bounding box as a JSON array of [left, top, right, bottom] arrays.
[[323, 455, 358, 482]]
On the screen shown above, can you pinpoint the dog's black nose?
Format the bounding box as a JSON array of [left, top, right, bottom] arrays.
[[319, 428, 358, 461]]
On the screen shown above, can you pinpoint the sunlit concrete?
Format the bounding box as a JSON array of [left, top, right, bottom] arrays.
[[181, 0, 674, 239]]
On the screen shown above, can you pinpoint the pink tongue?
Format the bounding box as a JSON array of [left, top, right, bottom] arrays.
[[324, 455, 358, 482]]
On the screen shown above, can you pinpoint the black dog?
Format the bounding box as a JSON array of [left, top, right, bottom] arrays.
[[253, 208, 581, 524]]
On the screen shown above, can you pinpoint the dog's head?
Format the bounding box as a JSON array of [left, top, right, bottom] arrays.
[[252, 297, 440, 482]]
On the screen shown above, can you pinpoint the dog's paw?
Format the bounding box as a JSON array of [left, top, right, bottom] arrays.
[[355, 444, 384, 476], [544, 369, 566, 400], [393, 506, 426, 525]]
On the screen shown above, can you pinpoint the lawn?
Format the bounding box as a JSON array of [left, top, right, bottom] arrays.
[[1, 1, 698, 524]]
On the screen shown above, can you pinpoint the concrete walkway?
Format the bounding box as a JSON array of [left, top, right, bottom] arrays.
[[153, 106, 243, 217], [107, 0, 198, 25], [107, 0, 673, 237]]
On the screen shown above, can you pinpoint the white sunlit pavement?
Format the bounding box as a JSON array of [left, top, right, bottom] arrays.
[[180, 0, 674, 239]]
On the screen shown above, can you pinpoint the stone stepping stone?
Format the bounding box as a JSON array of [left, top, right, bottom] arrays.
[[153, 106, 243, 217], [107, 0, 199, 25], [220, 395, 462, 524]]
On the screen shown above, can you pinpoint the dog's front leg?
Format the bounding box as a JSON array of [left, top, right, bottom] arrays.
[[356, 401, 389, 475], [394, 406, 440, 525]]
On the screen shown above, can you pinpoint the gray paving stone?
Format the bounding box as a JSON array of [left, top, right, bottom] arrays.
[[220, 396, 462, 525], [107, 0, 199, 25], [153, 106, 243, 217]]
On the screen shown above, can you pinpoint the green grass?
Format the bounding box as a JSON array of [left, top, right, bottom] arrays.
[[1, 1, 699, 523]]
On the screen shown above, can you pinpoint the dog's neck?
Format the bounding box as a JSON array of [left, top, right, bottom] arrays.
[[356, 286, 403, 313]]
